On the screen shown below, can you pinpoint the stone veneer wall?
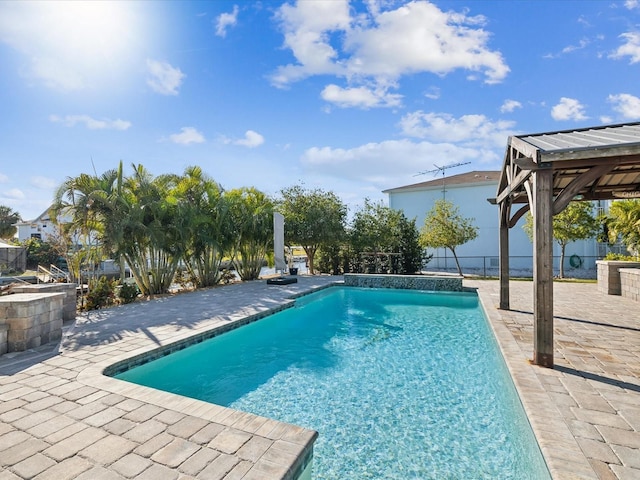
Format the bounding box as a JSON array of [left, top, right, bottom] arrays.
[[619, 268, 640, 302], [343, 273, 463, 291], [10, 283, 76, 320], [0, 325, 7, 355], [0, 292, 64, 352], [596, 261, 640, 295]]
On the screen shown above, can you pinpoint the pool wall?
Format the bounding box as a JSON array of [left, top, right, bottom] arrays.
[[344, 273, 463, 291]]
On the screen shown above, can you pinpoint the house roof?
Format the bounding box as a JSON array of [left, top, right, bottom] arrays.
[[383, 170, 501, 193]]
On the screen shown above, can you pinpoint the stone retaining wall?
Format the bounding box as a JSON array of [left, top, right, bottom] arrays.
[[597, 261, 640, 295], [343, 273, 463, 291], [0, 292, 64, 352], [620, 268, 640, 302], [10, 282, 76, 320]]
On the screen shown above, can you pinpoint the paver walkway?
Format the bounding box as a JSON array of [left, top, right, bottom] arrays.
[[468, 279, 640, 480], [0, 277, 638, 479]]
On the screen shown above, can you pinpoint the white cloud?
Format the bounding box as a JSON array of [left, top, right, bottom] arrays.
[[300, 138, 499, 189], [146, 59, 185, 95], [50, 114, 131, 130], [169, 127, 205, 145], [600, 115, 613, 124], [0, 173, 8, 183], [625, 0, 639, 9], [398, 111, 516, 149], [500, 100, 522, 113], [226, 130, 264, 148], [611, 32, 640, 63], [551, 97, 588, 121], [271, 0, 509, 92], [215, 5, 239, 37], [424, 87, 440, 100], [321, 84, 402, 108], [30, 176, 57, 189], [608, 93, 640, 119], [1, 188, 25, 200], [0, 1, 139, 91], [561, 38, 590, 55]]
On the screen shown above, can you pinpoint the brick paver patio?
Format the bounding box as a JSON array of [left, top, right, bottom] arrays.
[[0, 276, 638, 479]]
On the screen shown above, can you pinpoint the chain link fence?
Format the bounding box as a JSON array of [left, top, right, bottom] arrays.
[[424, 255, 601, 279]]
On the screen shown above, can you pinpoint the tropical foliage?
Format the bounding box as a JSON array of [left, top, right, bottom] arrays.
[[604, 199, 640, 256], [0, 205, 21, 239], [523, 201, 599, 278], [227, 187, 274, 281], [52, 162, 275, 296], [419, 199, 478, 276]]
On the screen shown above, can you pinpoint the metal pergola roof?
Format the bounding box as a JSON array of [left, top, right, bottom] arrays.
[[493, 122, 640, 368]]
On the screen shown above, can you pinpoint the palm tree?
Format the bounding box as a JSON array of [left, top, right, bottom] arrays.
[[226, 187, 274, 281], [0, 205, 21, 239], [606, 199, 640, 256], [117, 164, 182, 296], [174, 166, 232, 288]]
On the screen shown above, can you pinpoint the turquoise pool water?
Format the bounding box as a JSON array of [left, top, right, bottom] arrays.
[[116, 286, 550, 479]]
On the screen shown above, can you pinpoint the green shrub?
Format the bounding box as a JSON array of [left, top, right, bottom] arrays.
[[117, 282, 139, 304], [603, 253, 640, 261], [84, 276, 116, 310]]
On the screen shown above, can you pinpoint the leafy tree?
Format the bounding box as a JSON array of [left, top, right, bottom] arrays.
[[523, 201, 599, 278], [279, 186, 347, 274], [398, 213, 429, 274], [419, 199, 478, 276], [0, 205, 21, 239], [604, 199, 640, 256], [226, 187, 274, 281], [350, 200, 425, 274]]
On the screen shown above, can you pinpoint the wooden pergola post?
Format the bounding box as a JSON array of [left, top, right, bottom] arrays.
[[499, 202, 510, 310], [532, 167, 554, 367]]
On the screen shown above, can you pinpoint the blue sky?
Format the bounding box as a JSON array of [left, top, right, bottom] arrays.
[[1, 0, 640, 221]]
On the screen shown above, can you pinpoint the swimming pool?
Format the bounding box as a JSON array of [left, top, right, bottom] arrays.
[[115, 286, 550, 479]]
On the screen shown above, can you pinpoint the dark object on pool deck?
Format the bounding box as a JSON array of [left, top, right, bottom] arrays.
[[267, 276, 298, 285]]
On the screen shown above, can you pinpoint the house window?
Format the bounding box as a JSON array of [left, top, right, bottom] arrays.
[[31, 234, 42, 239]]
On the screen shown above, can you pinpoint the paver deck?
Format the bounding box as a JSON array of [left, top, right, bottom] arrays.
[[0, 277, 638, 479]]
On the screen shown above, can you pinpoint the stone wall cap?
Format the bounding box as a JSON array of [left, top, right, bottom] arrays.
[[0, 292, 66, 303]]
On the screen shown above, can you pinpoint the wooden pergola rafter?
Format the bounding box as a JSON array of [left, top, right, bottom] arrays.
[[491, 122, 640, 367]]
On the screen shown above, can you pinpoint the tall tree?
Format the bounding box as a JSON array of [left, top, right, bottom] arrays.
[[604, 199, 640, 256], [419, 199, 478, 276], [279, 186, 347, 274], [524, 201, 599, 278], [0, 205, 21, 239]]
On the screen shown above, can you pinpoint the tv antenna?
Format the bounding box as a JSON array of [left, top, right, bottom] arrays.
[[415, 161, 471, 199]]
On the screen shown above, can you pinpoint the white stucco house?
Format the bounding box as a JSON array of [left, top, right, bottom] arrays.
[[14, 208, 71, 243], [384, 170, 605, 277]]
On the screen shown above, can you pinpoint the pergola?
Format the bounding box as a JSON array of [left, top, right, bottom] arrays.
[[493, 122, 640, 368]]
